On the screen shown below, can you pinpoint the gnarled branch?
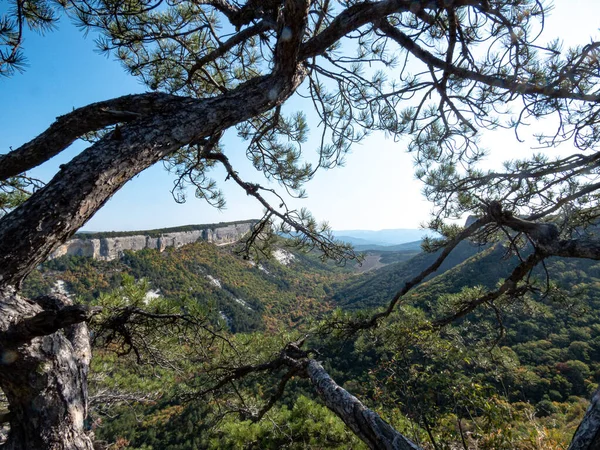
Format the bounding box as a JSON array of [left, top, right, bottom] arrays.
[[376, 19, 600, 103], [0, 93, 180, 182], [0, 0, 310, 288]]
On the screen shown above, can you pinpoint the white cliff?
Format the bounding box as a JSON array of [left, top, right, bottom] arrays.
[[49, 221, 255, 261]]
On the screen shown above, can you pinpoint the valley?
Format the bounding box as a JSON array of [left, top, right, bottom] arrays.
[[20, 222, 600, 449]]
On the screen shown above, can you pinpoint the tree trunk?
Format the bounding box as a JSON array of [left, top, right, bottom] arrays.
[[0, 289, 93, 450], [305, 359, 422, 450], [569, 388, 600, 450], [0, 65, 305, 288], [0, 3, 309, 448]]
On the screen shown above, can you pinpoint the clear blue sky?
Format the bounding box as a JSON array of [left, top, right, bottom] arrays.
[[1, 1, 599, 232]]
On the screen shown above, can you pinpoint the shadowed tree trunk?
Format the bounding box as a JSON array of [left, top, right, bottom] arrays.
[[0, 1, 309, 447], [0, 289, 94, 449], [569, 388, 600, 450]]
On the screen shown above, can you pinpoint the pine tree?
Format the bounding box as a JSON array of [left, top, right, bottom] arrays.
[[2, 1, 600, 448]]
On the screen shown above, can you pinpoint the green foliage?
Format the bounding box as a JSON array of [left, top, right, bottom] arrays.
[[25, 240, 349, 332], [0, 0, 59, 76], [0, 176, 42, 215], [325, 238, 600, 447], [332, 240, 489, 309], [23, 236, 600, 448], [5, 0, 600, 447], [207, 396, 365, 450]]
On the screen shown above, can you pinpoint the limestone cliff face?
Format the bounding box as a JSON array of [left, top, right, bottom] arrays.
[[50, 221, 254, 261]]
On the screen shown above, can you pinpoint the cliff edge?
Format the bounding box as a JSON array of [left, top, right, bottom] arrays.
[[50, 220, 255, 261]]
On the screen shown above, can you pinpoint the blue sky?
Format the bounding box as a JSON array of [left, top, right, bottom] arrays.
[[1, 1, 599, 232]]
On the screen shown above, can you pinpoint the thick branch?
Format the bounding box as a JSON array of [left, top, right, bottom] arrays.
[[569, 388, 600, 450], [0, 289, 99, 347], [546, 239, 600, 260], [274, 0, 310, 76], [300, 0, 413, 59], [192, 339, 421, 450], [485, 201, 560, 245], [3, 305, 100, 346], [198, 0, 281, 29], [486, 201, 600, 260], [0, 93, 179, 182], [377, 20, 600, 103], [0, 1, 310, 288], [305, 359, 421, 450], [299, 0, 482, 60]]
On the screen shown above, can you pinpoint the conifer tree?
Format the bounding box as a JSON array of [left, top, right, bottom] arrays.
[[2, 1, 600, 448]]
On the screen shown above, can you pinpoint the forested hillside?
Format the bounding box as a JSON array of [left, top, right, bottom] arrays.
[[21, 237, 600, 449], [25, 241, 348, 333]]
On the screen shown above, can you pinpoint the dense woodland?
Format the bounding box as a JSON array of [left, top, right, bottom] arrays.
[[18, 236, 600, 449]]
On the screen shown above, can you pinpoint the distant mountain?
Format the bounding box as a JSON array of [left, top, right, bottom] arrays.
[[334, 235, 383, 246], [334, 238, 600, 312], [353, 240, 424, 252], [332, 228, 432, 247]]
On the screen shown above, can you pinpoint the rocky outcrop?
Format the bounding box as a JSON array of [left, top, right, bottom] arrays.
[[49, 221, 255, 261]]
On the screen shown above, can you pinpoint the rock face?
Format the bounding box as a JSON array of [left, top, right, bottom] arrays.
[[50, 221, 255, 261]]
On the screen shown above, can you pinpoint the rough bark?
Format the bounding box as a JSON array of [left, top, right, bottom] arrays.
[[0, 47, 307, 289], [483, 201, 600, 261], [305, 359, 422, 450], [0, 93, 180, 182], [4, 1, 600, 448], [0, 3, 310, 448], [569, 389, 600, 450], [299, 0, 482, 60], [0, 288, 93, 450]]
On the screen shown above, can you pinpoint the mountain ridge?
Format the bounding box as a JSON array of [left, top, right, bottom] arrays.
[[332, 228, 432, 247], [50, 220, 256, 261]]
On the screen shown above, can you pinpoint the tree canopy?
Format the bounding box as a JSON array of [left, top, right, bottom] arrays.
[[2, 0, 600, 449]]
